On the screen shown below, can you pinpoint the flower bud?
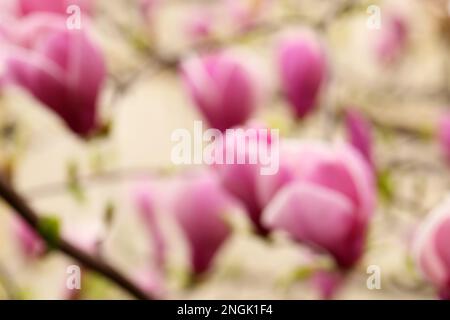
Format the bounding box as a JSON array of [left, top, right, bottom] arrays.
[[413, 197, 450, 299], [345, 109, 374, 167], [17, 0, 92, 16], [12, 216, 46, 259], [171, 171, 238, 275], [374, 12, 408, 65], [276, 31, 327, 119], [181, 51, 261, 132], [5, 15, 106, 137], [438, 112, 450, 163]]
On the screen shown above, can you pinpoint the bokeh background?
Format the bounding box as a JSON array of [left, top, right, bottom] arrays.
[[0, 0, 449, 299]]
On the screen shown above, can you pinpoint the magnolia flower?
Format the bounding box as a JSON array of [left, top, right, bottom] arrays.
[[133, 269, 165, 299], [345, 109, 374, 168], [413, 197, 450, 299], [139, 0, 162, 24], [12, 216, 46, 259], [438, 112, 450, 163], [374, 12, 408, 65], [180, 51, 262, 132], [4, 14, 106, 137], [276, 30, 327, 119], [261, 141, 376, 269], [132, 181, 166, 270], [17, 0, 93, 16], [61, 223, 102, 300], [170, 171, 239, 275], [225, 0, 272, 31], [311, 270, 344, 300], [184, 7, 213, 42], [212, 122, 276, 235]]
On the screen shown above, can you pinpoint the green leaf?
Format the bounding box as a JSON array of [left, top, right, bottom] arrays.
[[66, 160, 85, 203], [292, 265, 315, 281], [377, 169, 394, 203], [103, 201, 115, 227], [81, 272, 116, 299], [37, 216, 61, 248]]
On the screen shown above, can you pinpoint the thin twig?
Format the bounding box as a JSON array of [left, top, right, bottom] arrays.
[[0, 176, 153, 300]]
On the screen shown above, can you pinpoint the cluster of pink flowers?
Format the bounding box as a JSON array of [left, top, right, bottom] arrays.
[[181, 30, 328, 131], [4, 0, 450, 301]]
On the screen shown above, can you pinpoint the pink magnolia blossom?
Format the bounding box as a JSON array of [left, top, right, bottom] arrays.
[[276, 30, 327, 119], [4, 14, 106, 137], [139, 0, 162, 24], [184, 8, 213, 42], [181, 51, 262, 132], [0, 73, 5, 89], [311, 270, 344, 300], [374, 12, 408, 65], [17, 0, 93, 16], [413, 197, 450, 299], [170, 171, 239, 275], [0, 0, 17, 22], [261, 141, 376, 269], [12, 216, 46, 259], [225, 0, 271, 31], [133, 269, 166, 299], [61, 224, 102, 300], [438, 112, 450, 163], [132, 181, 166, 271], [345, 109, 374, 167], [212, 123, 276, 235]]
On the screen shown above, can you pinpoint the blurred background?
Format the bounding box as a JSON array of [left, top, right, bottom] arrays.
[[0, 0, 449, 299]]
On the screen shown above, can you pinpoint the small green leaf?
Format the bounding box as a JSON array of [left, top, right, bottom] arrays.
[[37, 216, 60, 248], [66, 160, 85, 203], [103, 201, 115, 227], [291, 265, 315, 281], [377, 169, 394, 203], [81, 272, 116, 299]]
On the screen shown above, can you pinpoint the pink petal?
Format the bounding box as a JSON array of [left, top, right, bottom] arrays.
[[263, 182, 355, 256], [181, 52, 260, 131], [171, 171, 237, 274], [277, 31, 327, 119], [18, 0, 92, 16], [345, 108, 374, 167]]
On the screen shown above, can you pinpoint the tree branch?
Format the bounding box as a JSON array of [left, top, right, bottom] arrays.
[[0, 176, 153, 300]]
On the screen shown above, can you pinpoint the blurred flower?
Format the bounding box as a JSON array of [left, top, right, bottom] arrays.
[[132, 181, 166, 270], [171, 171, 238, 275], [276, 30, 327, 119], [0, 0, 16, 21], [344, 109, 374, 168], [7, 13, 71, 48], [261, 141, 376, 269], [374, 12, 408, 65], [413, 197, 450, 299], [438, 112, 450, 163], [184, 7, 213, 43], [212, 122, 276, 236], [12, 216, 46, 259], [63, 221, 102, 255], [60, 221, 103, 299], [225, 0, 271, 32], [0, 73, 5, 89], [4, 14, 106, 137], [181, 51, 262, 131], [139, 0, 162, 24], [17, 0, 93, 16], [134, 269, 165, 299], [311, 269, 344, 300], [63, 265, 84, 300]]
